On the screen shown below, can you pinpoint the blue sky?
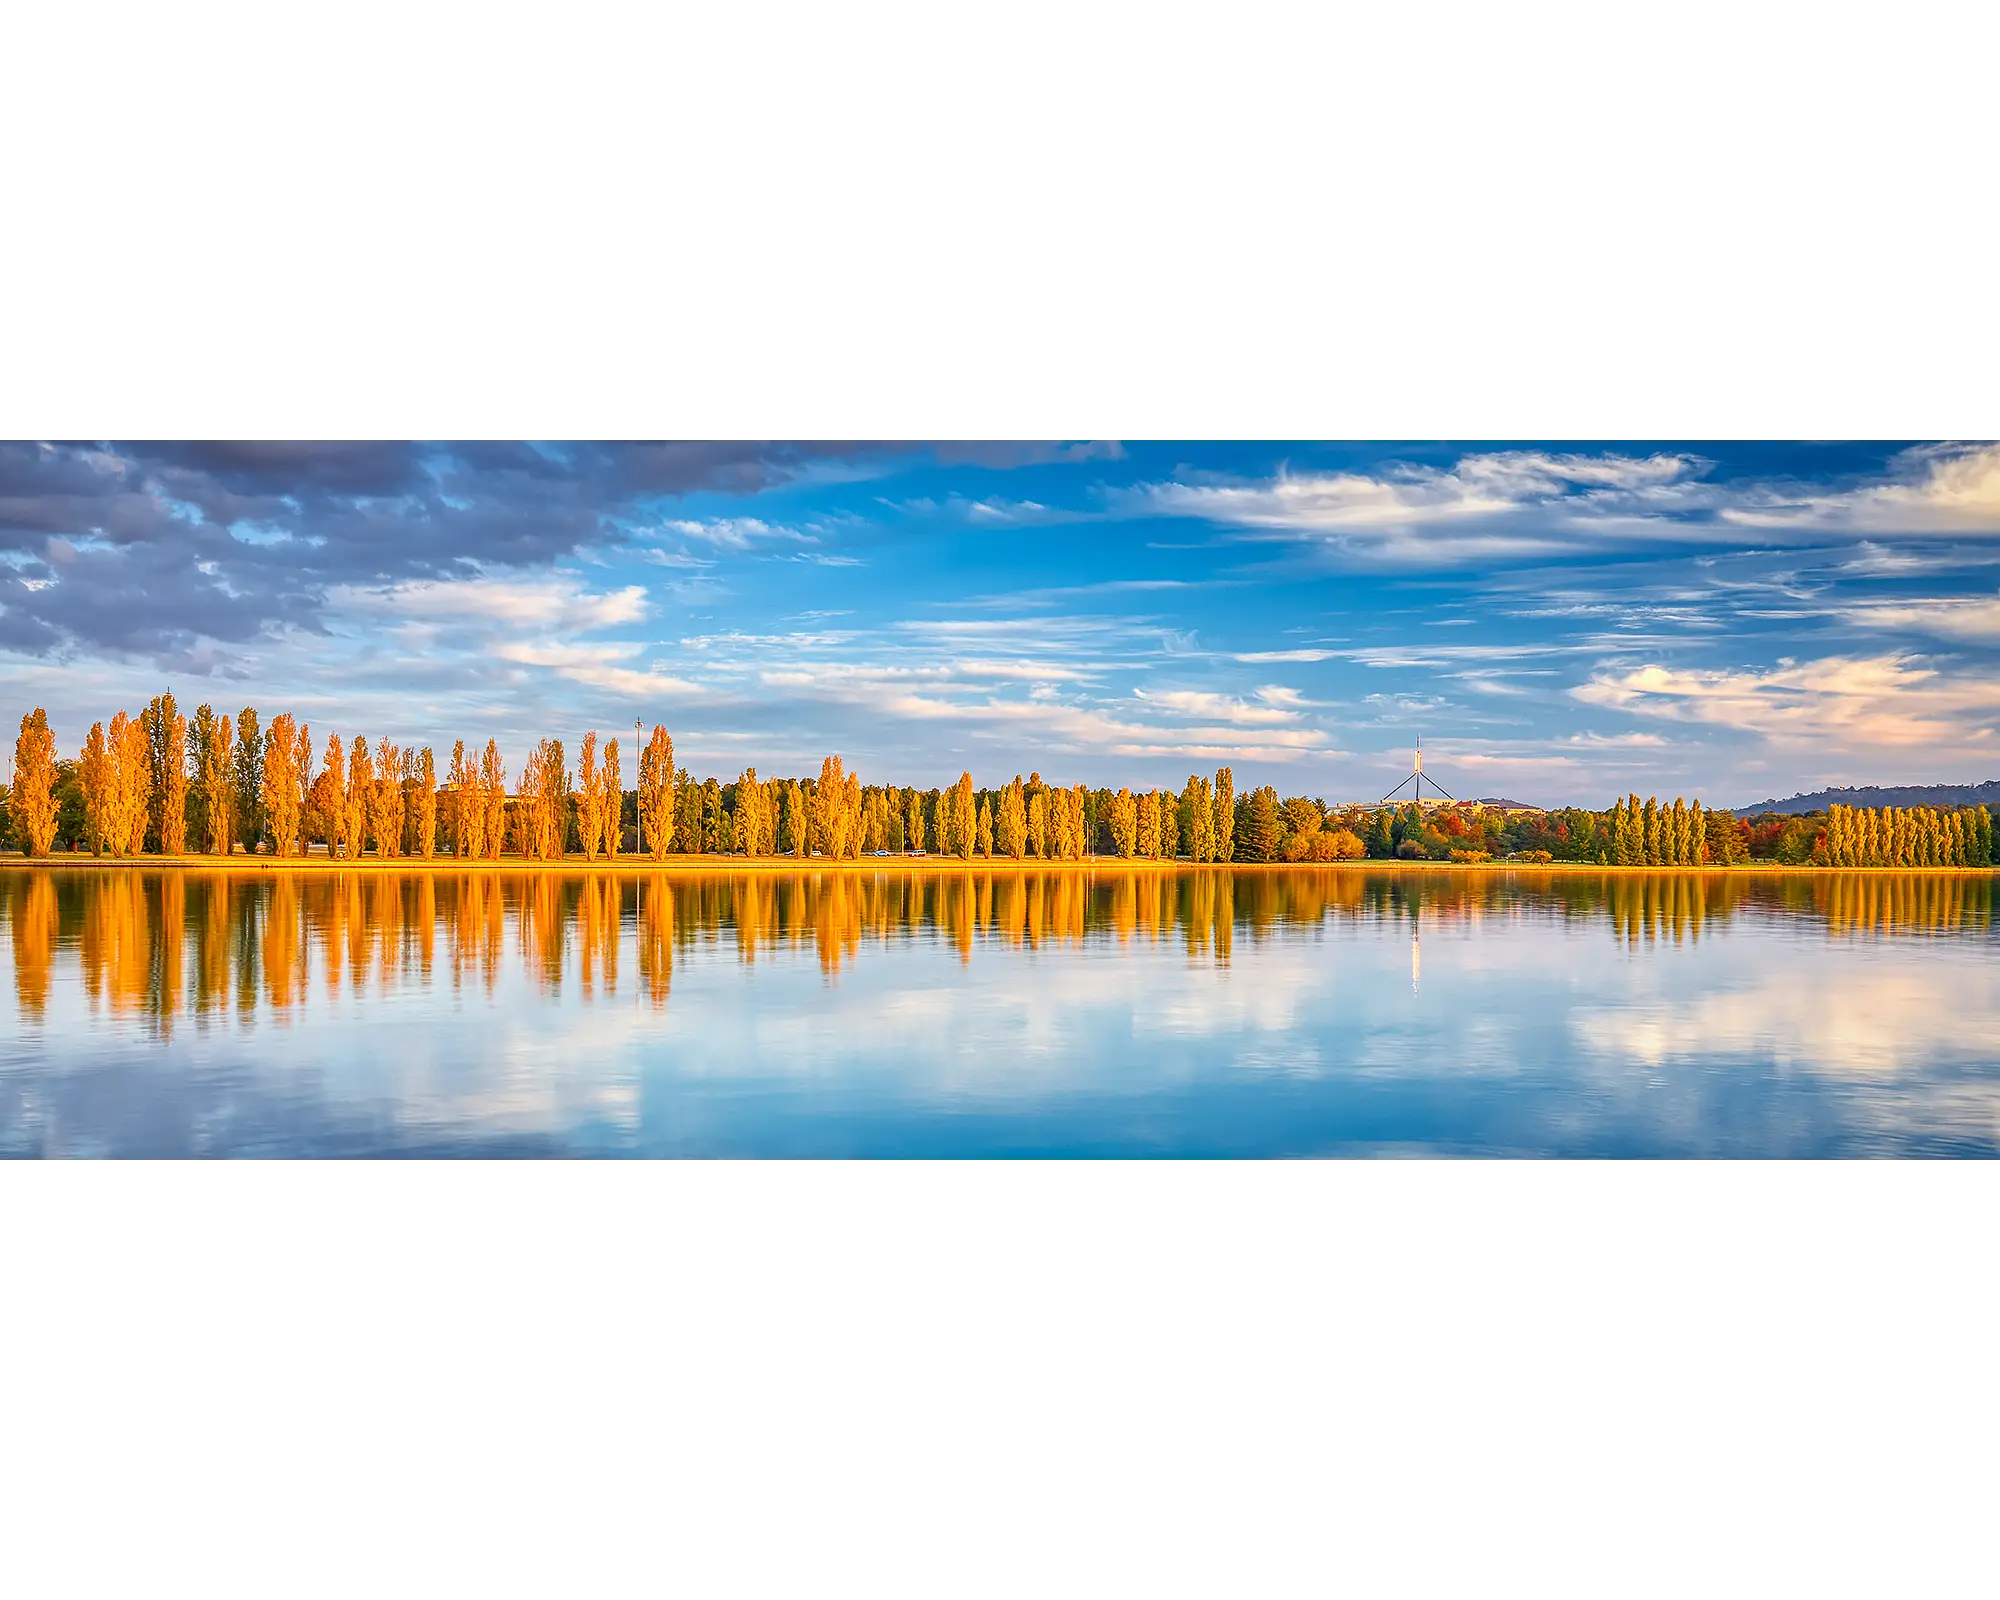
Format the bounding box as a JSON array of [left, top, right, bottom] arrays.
[[4, 440, 1999, 807]]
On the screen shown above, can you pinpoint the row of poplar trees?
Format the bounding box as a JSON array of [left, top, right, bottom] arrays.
[[19, 699, 1992, 869], [1819, 802, 1993, 868], [1603, 795, 1713, 866], [7, 701, 1249, 864]]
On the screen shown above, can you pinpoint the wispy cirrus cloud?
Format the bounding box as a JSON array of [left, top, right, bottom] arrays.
[[334, 572, 649, 631], [660, 516, 813, 549], [1136, 686, 1305, 726], [1114, 445, 2000, 570], [1838, 594, 2000, 642], [1114, 451, 1715, 565]]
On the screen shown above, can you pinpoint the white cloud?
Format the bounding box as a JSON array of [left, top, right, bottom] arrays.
[[1838, 593, 2000, 642], [964, 497, 1048, 522], [333, 573, 649, 631], [556, 664, 712, 699], [494, 640, 643, 669], [1561, 731, 1669, 748], [1234, 648, 1340, 663], [1137, 688, 1303, 725], [1117, 444, 2000, 568], [1116, 450, 1710, 563], [660, 516, 812, 549], [1574, 961, 2000, 1079], [1572, 652, 2000, 751], [683, 629, 860, 652], [1718, 442, 2000, 534]]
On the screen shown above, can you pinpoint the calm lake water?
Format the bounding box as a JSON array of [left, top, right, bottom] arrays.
[[2, 865, 1996, 1157]]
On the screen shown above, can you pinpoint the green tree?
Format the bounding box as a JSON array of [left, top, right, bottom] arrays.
[[1181, 774, 1217, 861], [675, 769, 703, 853], [142, 693, 188, 853], [233, 707, 264, 850], [701, 777, 725, 853], [190, 705, 235, 855], [1235, 786, 1280, 863]]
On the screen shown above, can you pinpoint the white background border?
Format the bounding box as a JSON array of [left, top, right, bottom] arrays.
[[4, 3, 1998, 1594]]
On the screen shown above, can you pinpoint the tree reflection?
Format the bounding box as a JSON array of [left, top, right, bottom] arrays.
[[2, 865, 1990, 1027]]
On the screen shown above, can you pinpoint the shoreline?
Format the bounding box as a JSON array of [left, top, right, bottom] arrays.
[[0, 852, 1990, 876]]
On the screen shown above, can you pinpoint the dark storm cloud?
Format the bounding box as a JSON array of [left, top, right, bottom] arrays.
[[0, 441, 1117, 668], [124, 441, 432, 497], [0, 441, 849, 665]]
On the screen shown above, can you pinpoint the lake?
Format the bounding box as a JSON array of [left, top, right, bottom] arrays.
[[2, 864, 1995, 1157]]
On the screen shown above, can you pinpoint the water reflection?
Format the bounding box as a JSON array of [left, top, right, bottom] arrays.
[[2, 866, 1996, 1156]]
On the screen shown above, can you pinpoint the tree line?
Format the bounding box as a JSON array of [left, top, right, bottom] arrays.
[[5, 701, 1995, 867], [5, 700, 1248, 863]]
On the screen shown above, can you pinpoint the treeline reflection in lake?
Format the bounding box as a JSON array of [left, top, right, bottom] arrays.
[[4, 865, 1993, 1032]]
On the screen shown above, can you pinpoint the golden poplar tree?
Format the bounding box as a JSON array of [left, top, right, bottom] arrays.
[[843, 772, 864, 859], [262, 714, 302, 856], [813, 757, 847, 857], [1109, 788, 1138, 857], [1212, 766, 1235, 863], [577, 733, 604, 861], [369, 737, 404, 858], [82, 721, 114, 854], [1024, 779, 1048, 857], [412, 747, 438, 859], [446, 740, 470, 857], [736, 767, 773, 856], [518, 744, 545, 858], [10, 710, 59, 857], [148, 698, 190, 854], [291, 719, 314, 853], [1182, 775, 1216, 862], [949, 772, 975, 860], [785, 781, 809, 857], [320, 732, 346, 855], [1046, 785, 1074, 859], [521, 739, 568, 859], [479, 739, 507, 859], [195, 709, 235, 855], [998, 777, 1027, 858], [344, 735, 370, 859], [639, 725, 675, 860], [111, 711, 150, 855], [601, 737, 622, 861]]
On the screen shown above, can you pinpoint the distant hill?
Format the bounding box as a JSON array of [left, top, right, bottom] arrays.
[[1472, 797, 1544, 813], [1733, 781, 2000, 817]]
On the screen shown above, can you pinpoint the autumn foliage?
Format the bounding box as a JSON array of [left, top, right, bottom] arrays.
[[7, 701, 1998, 873]]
